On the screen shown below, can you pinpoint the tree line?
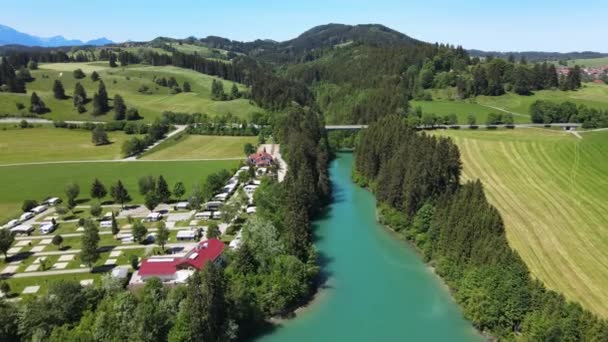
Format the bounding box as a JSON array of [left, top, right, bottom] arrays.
[[530, 100, 608, 128], [354, 116, 608, 340]]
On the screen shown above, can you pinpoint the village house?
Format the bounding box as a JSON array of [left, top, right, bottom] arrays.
[[247, 150, 274, 167], [129, 239, 225, 287]]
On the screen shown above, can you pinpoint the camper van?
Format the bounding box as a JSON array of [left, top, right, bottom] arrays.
[[204, 201, 223, 211], [40, 222, 57, 234]]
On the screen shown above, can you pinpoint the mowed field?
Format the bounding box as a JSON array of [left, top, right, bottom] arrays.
[[141, 134, 256, 160], [0, 62, 262, 122], [435, 128, 608, 317], [0, 126, 134, 165], [0, 159, 239, 224], [416, 83, 608, 123]]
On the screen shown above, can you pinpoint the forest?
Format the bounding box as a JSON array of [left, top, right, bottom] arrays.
[[354, 116, 608, 340]]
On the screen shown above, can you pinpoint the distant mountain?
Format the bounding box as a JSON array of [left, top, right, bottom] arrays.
[[0, 24, 113, 47]]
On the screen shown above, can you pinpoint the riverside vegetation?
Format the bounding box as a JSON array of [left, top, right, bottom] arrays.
[[354, 116, 608, 340]]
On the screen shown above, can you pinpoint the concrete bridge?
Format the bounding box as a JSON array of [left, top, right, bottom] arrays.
[[325, 123, 582, 130]]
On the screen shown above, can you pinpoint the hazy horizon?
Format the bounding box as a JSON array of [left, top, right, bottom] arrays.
[[3, 0, 607, 52]]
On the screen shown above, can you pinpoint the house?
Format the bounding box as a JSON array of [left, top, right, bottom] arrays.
[[176, 230, 197, 241], [40, 222, 57, 234], [247, 150, 273, 167], [19, 212, 34, 222], [130, 239, 225, 286], [31, 205, 48, 214], [145, 212, 163, 222], [195, 211, 213, 220], [174, 202, 190, 211]]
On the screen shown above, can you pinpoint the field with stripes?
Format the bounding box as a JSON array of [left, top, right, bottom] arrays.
[[435, 128, 608, 317]]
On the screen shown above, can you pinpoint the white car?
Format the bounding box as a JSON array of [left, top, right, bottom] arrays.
[[19, 212, 34, 222], [4, 219, 20, 229]]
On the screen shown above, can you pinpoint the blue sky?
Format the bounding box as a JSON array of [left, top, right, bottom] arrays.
[[3, 0, 607, 52]]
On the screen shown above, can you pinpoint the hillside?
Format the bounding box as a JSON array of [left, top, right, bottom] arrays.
[[0, 62, 262, 122]]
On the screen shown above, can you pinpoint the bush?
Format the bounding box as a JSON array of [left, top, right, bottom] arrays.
[[15, 102, 25, 110], [126, 108, 142, 121], [78, 218, 86, 226], [90, 202, 102, 217], [22, 199, 38, 212]]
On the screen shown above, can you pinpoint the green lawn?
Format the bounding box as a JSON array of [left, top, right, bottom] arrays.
[[0, 159, 238, 224], [0, 126, 134, 165], [141, 134, 256, 160], [0, 63, 262, 123], [435, 128, 608, 318]]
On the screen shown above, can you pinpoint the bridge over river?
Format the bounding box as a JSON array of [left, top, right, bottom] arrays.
[[325, 123, 582, 130]]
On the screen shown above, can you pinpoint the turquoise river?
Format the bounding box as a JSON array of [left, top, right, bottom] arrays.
[[258, 153, 481, 341]]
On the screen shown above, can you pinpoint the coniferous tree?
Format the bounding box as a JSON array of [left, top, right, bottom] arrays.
[[91, 125, 110, 145], [111, 180, 131, 208], [183, 81, 191, 92], [90, 71, 100, 82], [73, 82, 87, 108], [156, 175, 171, 203], [231, 83, 240, 98], [90, 178, 107, 201], [73, 69, 85, 79], [52, 80, 66, 99], [113, 94, 126, 120], [109, 53, 118, 67], [80, 220, 100, 267], [29, 92, 48, 114], [92, 81, 109, 115]]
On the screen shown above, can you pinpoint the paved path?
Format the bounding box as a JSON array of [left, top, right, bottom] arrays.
[[124, 125, 187, 160], [8, 268, 93, 278], [478, 104, 530, 118], [9, 242, 198, 258]]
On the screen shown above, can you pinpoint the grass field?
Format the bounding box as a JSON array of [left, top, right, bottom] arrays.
[[435, 128, 608, 317], [418, 83, 608, 123], [0, 126, 134, 165], [561, 57, 608, 68], [0, 159, 239, 224], [0, 63, 262, 122], [410, 99, 530, 124], [141, 134, 255, 160]]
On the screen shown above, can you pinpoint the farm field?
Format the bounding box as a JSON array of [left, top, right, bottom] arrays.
[[420, 83, 608, 123], [141, 134, 256, 160], [410, 99, 530, 124], [0, 159, 239, 224], [0, 62, 262, 123], [434, 128, 608, 317], [0, 126, 134, 165]]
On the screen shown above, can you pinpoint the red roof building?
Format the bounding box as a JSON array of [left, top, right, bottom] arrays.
[[130, 239, 225, 285], [247, 150, 274, 167]]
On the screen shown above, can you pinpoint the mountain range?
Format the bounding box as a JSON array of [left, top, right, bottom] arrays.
[[0, 24, 113, 47]]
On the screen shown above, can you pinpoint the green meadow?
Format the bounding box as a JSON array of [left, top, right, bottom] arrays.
[[0, 62, 262, 122], [414, 83, 608, 123], [435, 128, 608, 317], [141, 134, 256, 160], [0, 126, 135, 165], [0, 159, 239, 224]]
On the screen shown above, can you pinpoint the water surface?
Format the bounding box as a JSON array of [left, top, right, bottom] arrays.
[[259, 153, 480, 341]]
